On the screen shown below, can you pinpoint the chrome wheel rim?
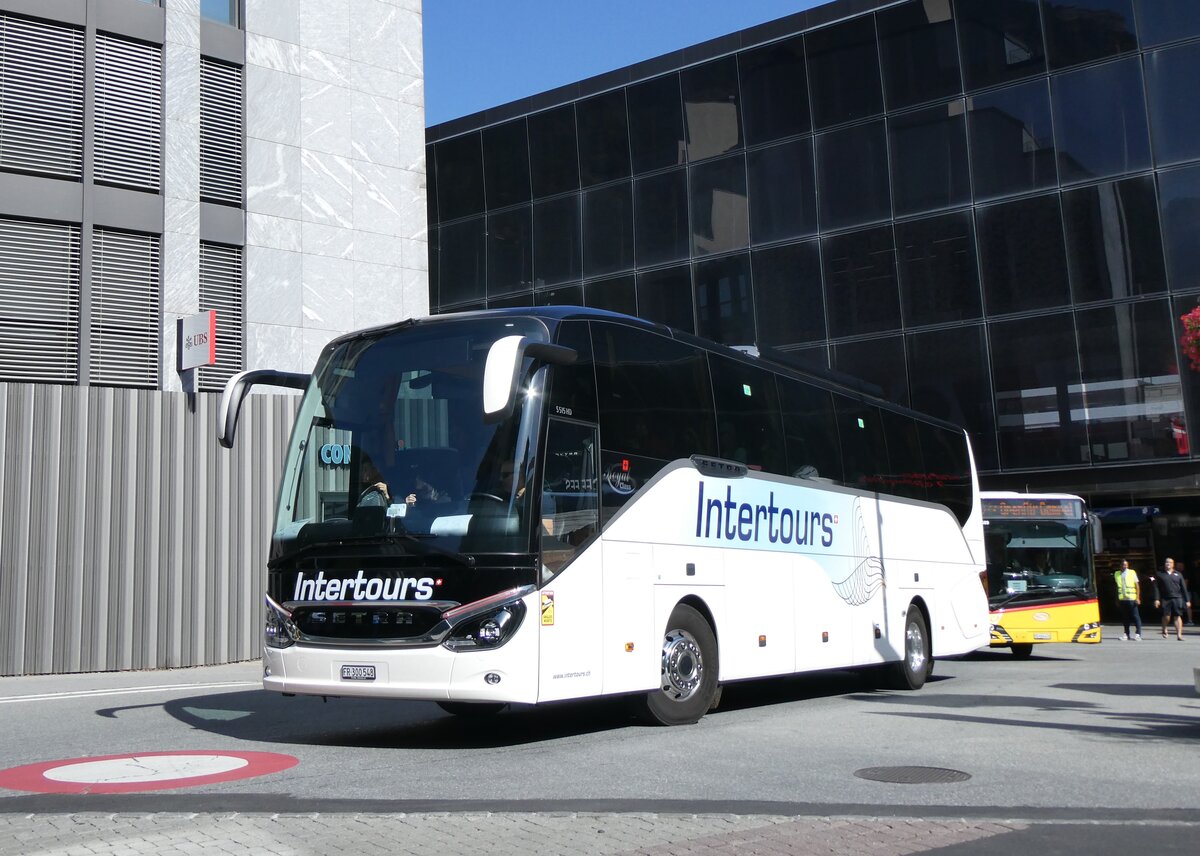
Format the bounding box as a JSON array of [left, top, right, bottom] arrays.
[[660, 629, 703, 701], [906, 620, 926, 675]]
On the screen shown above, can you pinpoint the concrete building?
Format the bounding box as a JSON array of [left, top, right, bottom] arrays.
[[0, 0, 428, 675]]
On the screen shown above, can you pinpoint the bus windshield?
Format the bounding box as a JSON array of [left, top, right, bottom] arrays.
[[984, 517, 1094, 603], [272, 316, 549, 562]]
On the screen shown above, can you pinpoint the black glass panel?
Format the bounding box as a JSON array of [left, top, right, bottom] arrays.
[[690, 153, 748, 256], [967, 79, 1057, 200], [636, 265, 694, 333], [576, 89, 631, 187], [482, 119, 530, 209], [816, 120, 891, 229], [434, 133, 484, 221], [710, 356, 785, 474], [895, 211, 981, 326], [585, 274, 637, 316], [888, 101, 970, 216], [634, 168, 689, 266], [436, 216, 484, 307], [488, 293, 533, 309], [486, 206, 532, 298], [1136, 0, 1200, 46], [533, 195, 581, 286], [681, 56, 742, 162], [1063, 176, 1167, 302], [989, 312, 1087, 468], [822, 226, 901, 338], [907, 324, 998, 471], [695, 253, 753, 345], [1077, 300, 1186, 461], [748, 138, 817, 244], [1042, 0, 1138, 69], [583, 181, 633, 278], [528, 104, 579, 198], [833, 335, 910, 406], [535, 284, 583, 307], [1052, 56, 1150, 184], [778, 375, 844, 483], [1145, 42, 1200, 167], [751, 242, 824, 347], [426, 152, 438, 225], [427, 225, 439, 309], [957, 0, 1046, 90], [1159, 164, 1200, 292], [627, 73, 685, 173], [738, 35, 810, 146], [806, 16, 884, 129], [977, 194, 1070, 315], [878, 0, 962, 110]]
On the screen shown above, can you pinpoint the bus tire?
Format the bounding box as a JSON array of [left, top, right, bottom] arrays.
[[1011, 643, 1034, 659], [638, 604, 719, 726], [436, 701, 507, 717], [885, 606, 930, 691]]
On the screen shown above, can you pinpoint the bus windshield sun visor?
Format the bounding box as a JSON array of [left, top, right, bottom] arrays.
[[218, 368, 310, 448], [482, 336, 577, 423]]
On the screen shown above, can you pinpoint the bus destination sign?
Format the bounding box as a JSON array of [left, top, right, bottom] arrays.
[[982, 498, 1084, 520]]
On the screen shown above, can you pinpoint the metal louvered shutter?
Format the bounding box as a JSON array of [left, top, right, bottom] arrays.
[[90, 228, 161, 388], [0, 218, 81, 382], [94, 33, 163, 191], [0, 14, 85, 178], [200, 58, 243, 205], [197, 242, 244, 392]]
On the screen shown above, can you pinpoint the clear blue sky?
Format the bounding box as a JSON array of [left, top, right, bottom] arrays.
[[423, 1, 823, 126]]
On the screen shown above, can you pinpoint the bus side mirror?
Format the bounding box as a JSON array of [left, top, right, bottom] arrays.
[[1088, 513, 1103, 554], [218, 369, 310, 448], [483, 336, 577, 423]]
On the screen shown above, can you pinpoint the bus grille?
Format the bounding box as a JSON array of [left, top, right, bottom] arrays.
[[290, 604, 442, 641]]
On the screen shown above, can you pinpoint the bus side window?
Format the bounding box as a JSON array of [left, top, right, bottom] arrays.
[[880, 409, 928, 503], [835, 396, 888, 491], [919, 421, 972, 526], [548, 320, 597, 423], [709, 354, 786, 475], [778, 377, 843, 483]]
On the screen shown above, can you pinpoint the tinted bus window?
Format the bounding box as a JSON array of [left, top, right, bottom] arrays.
[[592, 323, 717, 462], [879, 409, 928, 502], [919, 421, 973, 525], [709, 354, 785, 474], [835, 396, 888, 490], [778, 376, 843, 483], [548, 320, 597, 423]]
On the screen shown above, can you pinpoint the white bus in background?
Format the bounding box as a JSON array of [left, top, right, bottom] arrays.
[[220, 308, 990, 725]]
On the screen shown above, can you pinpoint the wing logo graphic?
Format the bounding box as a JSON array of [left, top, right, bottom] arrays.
[[831, 498, 883, 606]]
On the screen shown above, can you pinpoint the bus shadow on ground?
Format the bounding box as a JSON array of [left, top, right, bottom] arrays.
[[1052, 682, 1200, 699]]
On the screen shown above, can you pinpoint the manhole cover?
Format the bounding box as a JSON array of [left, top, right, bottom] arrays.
[[853, 765, 971, 784]]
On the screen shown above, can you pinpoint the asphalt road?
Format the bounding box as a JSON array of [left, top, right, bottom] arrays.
[[1, 630, 1197, 853]]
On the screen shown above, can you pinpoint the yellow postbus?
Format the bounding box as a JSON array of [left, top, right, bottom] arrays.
[[982, 492, 1101, 658]]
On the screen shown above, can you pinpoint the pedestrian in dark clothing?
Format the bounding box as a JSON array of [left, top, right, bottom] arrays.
[[1153, 557, 1192, 640]]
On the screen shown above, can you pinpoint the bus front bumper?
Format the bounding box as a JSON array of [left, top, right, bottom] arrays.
[[989, 622, 1102, 646]]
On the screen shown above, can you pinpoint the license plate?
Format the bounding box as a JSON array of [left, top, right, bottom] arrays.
[[340, 665, 376, 681]]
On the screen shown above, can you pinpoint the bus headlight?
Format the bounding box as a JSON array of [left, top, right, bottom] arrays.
[[443, 600, 526, 651], [264, 595, 298, 649]]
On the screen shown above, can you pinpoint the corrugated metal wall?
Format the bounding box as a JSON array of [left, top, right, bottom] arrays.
[[0, 383, 296, 676]]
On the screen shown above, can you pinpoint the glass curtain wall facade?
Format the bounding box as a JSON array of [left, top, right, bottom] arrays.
[[426, 0, 1200, 523]]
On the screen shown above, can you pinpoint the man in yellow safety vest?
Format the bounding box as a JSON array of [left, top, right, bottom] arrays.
[[1114, 559, 1142, 641]]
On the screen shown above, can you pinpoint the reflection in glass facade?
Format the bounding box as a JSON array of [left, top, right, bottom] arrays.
[[427, 0, 1200, 515]]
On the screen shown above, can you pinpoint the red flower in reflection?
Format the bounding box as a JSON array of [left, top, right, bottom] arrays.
[[1181, 307, 1200, 372]]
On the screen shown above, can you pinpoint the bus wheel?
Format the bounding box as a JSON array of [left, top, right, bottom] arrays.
[[436, 701, 507, 717], [885, 606, 930, 691], [1011, 643, 1034, 659], [638, 604, 719, 726]]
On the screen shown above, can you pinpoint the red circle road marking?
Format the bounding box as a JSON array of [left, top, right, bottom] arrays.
[[0, 751, 298, 794]]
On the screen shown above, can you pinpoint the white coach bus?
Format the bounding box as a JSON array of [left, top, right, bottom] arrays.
[[220, 308, 989, 725]]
